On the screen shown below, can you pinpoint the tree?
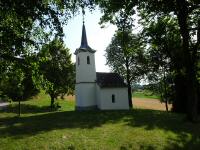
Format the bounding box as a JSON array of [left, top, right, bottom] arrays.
[[138, 0, 200, 122], [99, 1, 138, 108], [37, 38, 75, 109], [0, 62, 24, 116], [0, 59, 39, 116], [143, 16, 182, 112], [95, 0, 200, 122], [0, 0, 76, 59], [0, 0, 87, 112], [0, 0, 78, 110], [0, 0, 94, 62], [106, 31, 146, 108]]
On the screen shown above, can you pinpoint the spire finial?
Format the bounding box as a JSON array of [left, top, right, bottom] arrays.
[[82, 6, 85, 24]]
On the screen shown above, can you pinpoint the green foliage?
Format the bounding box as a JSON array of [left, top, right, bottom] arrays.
[[0, 60, 39, 102], [143, 84, 160, 95], [0, 0, 76, 58], [0, 64, 24, 101], [0, 0, 79, 103], [36, 38, 75, 107], [159, 75, 175, 104], [106, 31, 146, 83], [97, 0, 200, 120], [106, 30, 147, 108], [97, 0, 136, 27], [140, 16, 182, 111]]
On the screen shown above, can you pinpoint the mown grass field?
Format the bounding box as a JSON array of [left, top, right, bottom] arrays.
[[0, 92, 200, 150]]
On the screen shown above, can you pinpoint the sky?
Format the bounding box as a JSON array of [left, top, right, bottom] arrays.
[[63, 9, 117, 72]]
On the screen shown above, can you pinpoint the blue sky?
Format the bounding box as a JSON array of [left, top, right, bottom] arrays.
[[63, 9, 117, 72]]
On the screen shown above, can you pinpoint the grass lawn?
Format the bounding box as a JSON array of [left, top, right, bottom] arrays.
[[133, 90, 160, 99], [0, 92, 200, 150]]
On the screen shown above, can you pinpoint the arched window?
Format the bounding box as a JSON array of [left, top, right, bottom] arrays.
[[87, 56, 90, 64], [78, 57, 80, 66], [112, 94, 115, 103]]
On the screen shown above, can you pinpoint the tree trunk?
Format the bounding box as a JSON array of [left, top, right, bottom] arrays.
[[173, 72, 187, 113], [176, 0, 199, 122], [163, 77, 168, 112], [127, 82, 133, 108], [163, 66, 168, 112], [125, 58, 133, 108], [18, 99, 21, 117], [50, 94, 55, 109], [165, 101, 168, 112], [186, 65, 198, 122], [198, 83, 200, 114], [197, 18, 200, 115]]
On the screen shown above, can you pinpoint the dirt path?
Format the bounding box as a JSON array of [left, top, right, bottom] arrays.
[[133, 98, 172, 111]]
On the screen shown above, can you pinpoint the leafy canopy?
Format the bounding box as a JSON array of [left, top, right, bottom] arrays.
[[36, 38, 75, 107]]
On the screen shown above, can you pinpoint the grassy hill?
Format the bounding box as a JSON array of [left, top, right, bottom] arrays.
[[0, 92, 200, 150]]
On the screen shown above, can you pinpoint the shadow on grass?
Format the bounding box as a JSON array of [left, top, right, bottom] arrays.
[[0, 109, 200, 149], [123, 109, 200, 150], [2, 104, 54, 114]]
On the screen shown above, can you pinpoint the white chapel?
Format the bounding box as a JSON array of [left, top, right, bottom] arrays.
[[74, 22, 129, 110]]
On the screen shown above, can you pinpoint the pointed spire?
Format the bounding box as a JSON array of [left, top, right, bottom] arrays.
[[79, 7, 89, 49], [80, 22, 89, 49], [74, 9, 96, 55]]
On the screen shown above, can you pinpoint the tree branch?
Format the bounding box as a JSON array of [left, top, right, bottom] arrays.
[[0, 54, 25, 64]]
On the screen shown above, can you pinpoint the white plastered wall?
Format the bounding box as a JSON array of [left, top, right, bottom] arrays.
[[76, 51, 96, 83], [75, 50, 97, 108], [96, 84, 101, 109], [97, 86, 129, 110], [75, 83, 96, 107]]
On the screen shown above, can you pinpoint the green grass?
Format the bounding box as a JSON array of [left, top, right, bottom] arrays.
[[133, 90, 160, 99], [0, 92, 200, 150]]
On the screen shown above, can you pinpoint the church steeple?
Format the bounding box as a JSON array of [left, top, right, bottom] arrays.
[[74, 22, 96, 55], [74, 9, 95, 55], [80, 22, 90, 49]]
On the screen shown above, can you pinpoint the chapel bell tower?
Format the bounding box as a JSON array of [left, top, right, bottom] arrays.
[[74, 20, 97, 110]]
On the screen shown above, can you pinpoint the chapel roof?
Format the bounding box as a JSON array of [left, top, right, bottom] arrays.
[[74, 22, 96, 55], [96, 72, 127, 88]]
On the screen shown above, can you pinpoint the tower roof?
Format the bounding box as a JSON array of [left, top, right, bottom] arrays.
[[74, 22, 96, 55], [80, 22, 89, 49]]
